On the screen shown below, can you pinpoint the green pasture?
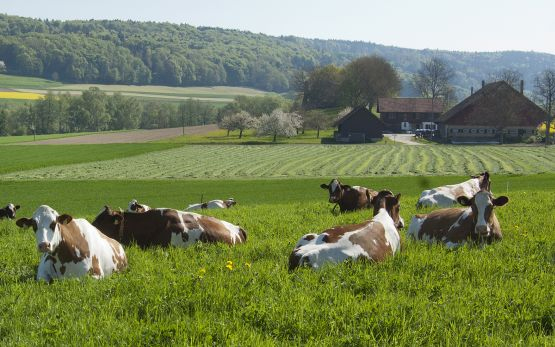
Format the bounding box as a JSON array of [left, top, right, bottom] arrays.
[[0, 130, 136, 145], [0, 176, 553, 345], [0, 74, 63, 89], [160, 129, 336, 144], [2, 144, 553, 180]]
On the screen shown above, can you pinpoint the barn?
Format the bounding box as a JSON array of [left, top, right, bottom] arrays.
[[377, 97, 444, 133], [333, 107, 384, 143], [437, 81, 548, 144]]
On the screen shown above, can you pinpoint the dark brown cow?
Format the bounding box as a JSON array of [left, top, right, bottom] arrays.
[[408, 172, 508, 248], [92, 206, 246, 248], [320, 178, 377, 212], [289, 192, 403, 270], [0, 203, 20, 219]]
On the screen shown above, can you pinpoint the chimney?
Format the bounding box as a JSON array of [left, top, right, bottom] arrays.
[[471, 86, 474, 95], [520, 80, 524, 94], [481, 80, 485, 88]]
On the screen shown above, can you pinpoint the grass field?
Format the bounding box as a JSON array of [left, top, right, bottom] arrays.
[[0, 130, 136, 145], [160, 129, 336, 144], [0, 175, 553, 345], [2, 143, 553, 180]]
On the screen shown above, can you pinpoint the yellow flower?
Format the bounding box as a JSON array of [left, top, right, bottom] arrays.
[[226, 260, 233, 271], [245, 262, 251, 269], [197, 267, 206, 278]]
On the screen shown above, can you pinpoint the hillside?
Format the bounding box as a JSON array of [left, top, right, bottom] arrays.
[[1, 14, 554, 97]]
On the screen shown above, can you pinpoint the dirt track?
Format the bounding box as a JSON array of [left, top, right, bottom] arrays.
[[19, 124, 218, 144]]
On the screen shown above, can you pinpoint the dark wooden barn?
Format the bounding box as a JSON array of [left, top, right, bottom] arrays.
[[377, 97, 444, 132], [333, 107, 384, 143], [437, 81, 548, 143]]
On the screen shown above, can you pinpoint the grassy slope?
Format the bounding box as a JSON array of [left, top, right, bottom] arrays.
[[0, 176, 553, 345], [2, 144, 553, 180], [0, 143, 181, 175]]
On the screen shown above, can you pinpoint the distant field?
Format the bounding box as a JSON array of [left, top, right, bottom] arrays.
[[0, 130, 136, 145], [160, 129, 336, 144], [2, 144, 554, 180], [0, 74, 271, 106], [0, 176, 553, 345]]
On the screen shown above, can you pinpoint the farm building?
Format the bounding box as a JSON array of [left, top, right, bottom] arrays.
[[377, 97, 444, 132], [333, 107, 384, 143], [437, 81, 548, 144]]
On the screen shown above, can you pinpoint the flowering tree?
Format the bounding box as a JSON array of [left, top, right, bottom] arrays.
[[256, 109, 301, 142], [218, 111, 255, 138]]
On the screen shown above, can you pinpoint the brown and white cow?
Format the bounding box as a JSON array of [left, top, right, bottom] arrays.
[[92, 206, 246, 248], [185, 198, 236, 211], [16, 205, 127, 282], [127, 199, 151, 213], [416, 172, 487, 208], [320, 178, 377, 212], [289, 192, 403, 270], [0, 203, 20, 219], [408, 173, 508, 248]]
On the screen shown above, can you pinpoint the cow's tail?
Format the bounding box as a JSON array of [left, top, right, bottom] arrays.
[[239, 227, 247, 243]]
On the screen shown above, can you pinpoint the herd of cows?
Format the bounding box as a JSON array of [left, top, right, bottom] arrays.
[[0, 171, 509, 282]]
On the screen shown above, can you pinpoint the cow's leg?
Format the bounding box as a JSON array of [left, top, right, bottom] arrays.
[[36, 255, 54, 283]]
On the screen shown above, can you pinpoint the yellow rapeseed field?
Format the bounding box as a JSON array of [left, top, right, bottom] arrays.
[[0, 91, 44, 100]]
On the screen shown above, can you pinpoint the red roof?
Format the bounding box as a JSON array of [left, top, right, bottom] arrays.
[[377, 98, 444, 113]]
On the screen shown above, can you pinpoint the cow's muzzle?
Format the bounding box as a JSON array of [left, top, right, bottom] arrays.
[[38, 242, 51, 253], [475, 225, 489, 236]]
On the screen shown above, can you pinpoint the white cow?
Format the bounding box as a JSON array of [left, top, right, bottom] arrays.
[[16, 205, 127, 282], [127, 199, 151, 213], [416, 173, 487, 209], [185, 198, 236, 211]]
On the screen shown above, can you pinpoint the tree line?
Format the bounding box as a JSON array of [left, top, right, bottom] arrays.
[[2, 14, 555, 94], [0, 88, 217, 136]]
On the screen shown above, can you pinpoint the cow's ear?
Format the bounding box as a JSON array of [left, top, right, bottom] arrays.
[[320, 184, 329, 189], [16, 217, 35, 229], [14, 205, 20, 210], [57, 214, 73, 225], [457, 196, 472, 206], [395, 193, 401, 202], [493, 196, 509, 206]]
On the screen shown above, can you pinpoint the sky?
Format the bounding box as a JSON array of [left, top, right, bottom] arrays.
[[1, 0, 554, 54]]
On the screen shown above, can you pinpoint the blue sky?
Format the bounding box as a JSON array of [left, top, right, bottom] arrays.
[[2, 0, 554, 54]]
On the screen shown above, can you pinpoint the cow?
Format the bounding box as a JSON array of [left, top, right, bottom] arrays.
[[15, 205, 127, 282], [408, 172, 509, 248], [185, 198, 236, 211], [92, 206, 246, 248], [127, 199, 151, 213], [320, 178, 377, 213], [416, 172, 487, 209], [289, 192, 403, 270], [0, 203, 20, 219]]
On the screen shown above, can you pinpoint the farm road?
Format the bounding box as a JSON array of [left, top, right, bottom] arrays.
[[18, 124, 218, 144], [384, 133, 423, 145]]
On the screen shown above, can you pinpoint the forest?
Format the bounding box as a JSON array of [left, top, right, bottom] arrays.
[[1, 14, 555, 95]]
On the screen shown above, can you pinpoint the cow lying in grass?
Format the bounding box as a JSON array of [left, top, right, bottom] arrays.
[[0, 203, 20, 219], [320, 178, 377, 213], [92, 206, 246, 248], [127, 199, 151, 213], [408, 172, 508, 248], [185, 198, 236, 211], [16, 205, 127, 282], [416, 172, 487, 208], [289, 191, 403, 270]]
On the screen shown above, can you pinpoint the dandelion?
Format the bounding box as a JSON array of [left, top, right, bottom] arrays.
[[245, 262, 251, 269], [198, 267, 206, 278], [226, 260, 233, 271]]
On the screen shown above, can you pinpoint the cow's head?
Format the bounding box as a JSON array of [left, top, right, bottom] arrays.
[[92, 206, 124, 240], [471, 172, 490, 190], [375, 192, 404, 229], [224, 198, 236, 208], [16, 205, 72, 253], [320, 178, 347, 203], [457, 173, 508, 237], [3, 203, 20, 219], [127, 199, 147, 213]]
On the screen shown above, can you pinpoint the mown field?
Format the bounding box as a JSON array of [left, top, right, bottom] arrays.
[[2, 143, 554, 180], [0, 174, 553, 345]]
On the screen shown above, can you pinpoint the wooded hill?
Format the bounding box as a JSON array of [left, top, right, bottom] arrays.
[[1, 14, 554, 96]]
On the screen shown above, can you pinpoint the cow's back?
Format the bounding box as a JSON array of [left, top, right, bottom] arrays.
[[408, 208, 471, 243], [123, 209, 174, 247]]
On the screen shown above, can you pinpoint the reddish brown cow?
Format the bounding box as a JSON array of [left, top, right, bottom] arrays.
[[408, 172, 508, 248], [320, 178, 377, 212], [92, 206, 246, 248]]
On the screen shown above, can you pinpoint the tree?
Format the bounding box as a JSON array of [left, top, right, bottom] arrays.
[[534, 69, 555, 145], [341, 56, 401, 108], [231, 111, 256, 139], [302, 65, 343, 109], [302, 110, 332, 138], [219, 115, 236, 136], [412, 57, 454, 131], [490, 68, 522, 89], [256, 109, 299, 142]]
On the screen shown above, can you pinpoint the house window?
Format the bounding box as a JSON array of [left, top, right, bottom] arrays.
[[457, 129, 463, 133], [470, 129, 477, 134], [518, 129, 526, 136], [478, 128, 485, 134]]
